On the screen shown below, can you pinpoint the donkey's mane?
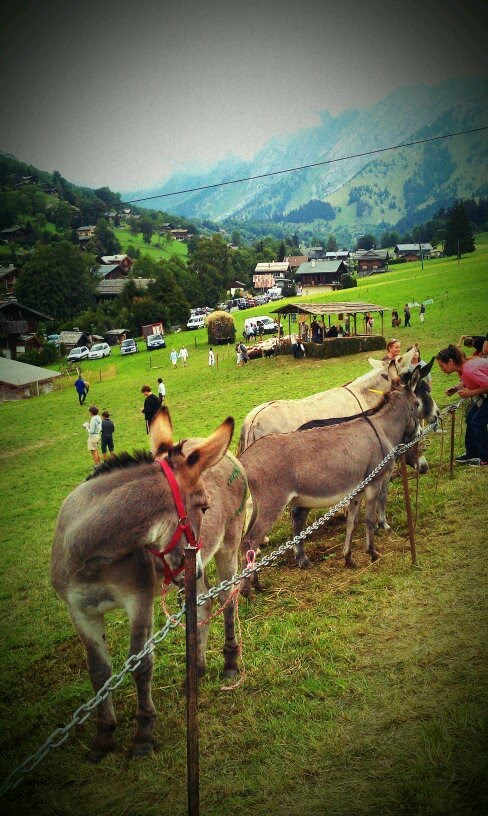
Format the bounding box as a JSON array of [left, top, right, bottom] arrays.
[[86, 441, 188, 481], [298, 395, 387, 431]]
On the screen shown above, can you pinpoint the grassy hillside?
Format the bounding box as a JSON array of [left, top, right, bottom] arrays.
[[0, 239, 487, 815], [112, 226, 188, 263]]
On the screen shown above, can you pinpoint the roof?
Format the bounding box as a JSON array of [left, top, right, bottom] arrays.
[[58, 330, 87, 345], [325, 251, 350, 258], [254, 262, 290, 273], [97, 277, 150, 296], [395, 243, 433, 252], [96, 264, 120, 279], [0, 265, 18, 280], [0, 357, 61, 386], [285, 255, 308, 266], [296, 260, 348, 275], [0, 298, 53, 321], [105, 329, 128, 336], [351, 250, 389, 260], [271, 301, 391, 317], [100, 255, 131, 264]]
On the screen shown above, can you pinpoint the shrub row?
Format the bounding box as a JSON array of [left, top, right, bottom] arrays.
[[277, 335, 386, 359]]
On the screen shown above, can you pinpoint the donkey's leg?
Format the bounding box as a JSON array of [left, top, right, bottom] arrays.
[[343, 496, 362, 568], [291, 506, 312, 569], [214, 543, 240, 678], [125, 597, 157, 758], [375, 476, 392, 533], [364, 483, 381, 563], [69, 607, 117, 763], [241, 494, 285, 598]]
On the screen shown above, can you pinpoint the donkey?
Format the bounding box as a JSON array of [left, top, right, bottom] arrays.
[[51, 408, 247, 762], [239, 363, 428, 579], [237, 348, 418, 455]]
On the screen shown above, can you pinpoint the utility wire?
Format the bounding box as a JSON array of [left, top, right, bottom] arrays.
[[121, 125, 488, 206]]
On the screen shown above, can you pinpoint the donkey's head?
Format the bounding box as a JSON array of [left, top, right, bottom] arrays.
[[368, 346, 418, 375], [149, 408, 234, 582]]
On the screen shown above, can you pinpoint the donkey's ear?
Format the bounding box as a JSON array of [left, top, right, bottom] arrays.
[[387, 359, 401, 389], [183, 417, 234, 485], [368, 356, 385, 370], [396, 346, 416, 373], [149, 407, 173, 456], [420, 356, 435, 379], [409, 364, 423, 392]]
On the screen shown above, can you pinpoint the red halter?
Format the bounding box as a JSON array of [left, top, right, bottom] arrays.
[[148, 457, 201, 587]]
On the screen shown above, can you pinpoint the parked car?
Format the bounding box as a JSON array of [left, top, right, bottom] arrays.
[[120, 338, 138, 355], [66, 346, 89, 362], [146, 333, 166, 350], [88, 342, 111, 360], [243, 316, 279, 336], [187, 315, 205, 330]]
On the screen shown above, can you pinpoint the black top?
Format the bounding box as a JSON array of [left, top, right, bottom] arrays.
[[143, 393, 160, 425], [101, 419, 115, 439]]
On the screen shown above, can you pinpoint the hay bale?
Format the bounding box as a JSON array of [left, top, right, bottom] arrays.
[[206, 311, 236, 345]]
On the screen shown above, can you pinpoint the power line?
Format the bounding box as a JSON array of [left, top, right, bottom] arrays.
[[121, 125, 488, 207]]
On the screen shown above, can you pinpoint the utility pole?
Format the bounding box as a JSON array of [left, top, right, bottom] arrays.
[[418, 242, 424, 271]]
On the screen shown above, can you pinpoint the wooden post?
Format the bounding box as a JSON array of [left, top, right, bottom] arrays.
[[400, 454, 417, 565], [450, 409, 456, 478], [184, 546, 200, 816]]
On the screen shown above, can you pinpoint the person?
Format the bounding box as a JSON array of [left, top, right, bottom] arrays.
[[436, 344, 488, 466], [382, 338, 401, 362], [460, 335, 485, 357], [344, 315, 351, 335], [157, 377, 166, 405], [407, 345, 432, 387], [179, 347, 189, 366], [404, 304, 411, 327], [391, 309, 401, 328], [419, 303, 426, 322], [141, 385, 159, 433], [74, 374, 88, 405], [208, 347, 215, 366], [365, 312, 374, 335], [83, 405, 102, 465], [100, 410, 115, 460], [311, 318, 321, 343], [326, 324, 339, 338], [170, 349, 178, 368], [256, 320, 264, 342], [238, 341, 249, 364], [291, 334, 302, 359]]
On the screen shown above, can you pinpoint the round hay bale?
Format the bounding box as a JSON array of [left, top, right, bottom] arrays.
[[206, 311, 236, 345]]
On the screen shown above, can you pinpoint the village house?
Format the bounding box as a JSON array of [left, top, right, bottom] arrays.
[[253, 261, 290, 291], [0, 265, 19, 296], [284, 255, 309, 272], [170, 228, 192, 241], [96, 277, 151, 300], [75, 225, 96, 242], [394, 243, 433, 261], [57, 330, 92, 351], [105, 329, 129, 346], [352, 249, 390, 275], [0, 357, 61, 401], [1, 225, 28, 243], [100, 254, 134, 272], [0, 298, 53, 359], [295, 259, 349, 288]]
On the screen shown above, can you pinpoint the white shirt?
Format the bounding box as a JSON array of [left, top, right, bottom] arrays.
[[158, 381, 166, 398]]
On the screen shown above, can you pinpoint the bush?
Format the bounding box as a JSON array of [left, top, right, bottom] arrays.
[[17, 342, 60, 367], [341, 274, 357, 289]]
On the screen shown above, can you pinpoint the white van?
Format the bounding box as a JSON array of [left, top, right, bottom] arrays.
[[187, 315, 205, 330], [243, 316, 279, 336]]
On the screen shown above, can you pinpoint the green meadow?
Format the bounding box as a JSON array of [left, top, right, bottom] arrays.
[[0, 239, 487, 816], [112, 226, 188, 263]]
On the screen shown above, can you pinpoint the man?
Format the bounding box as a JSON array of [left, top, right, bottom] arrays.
[[404, 304, 411, 327], [74, 374, 88, 405], [179, 347, 189, 366], [208, 348, 215, 366], [141, 385, 159, 433], [157, 377, 166, 406]]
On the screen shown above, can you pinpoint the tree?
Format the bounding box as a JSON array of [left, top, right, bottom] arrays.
[[326, 234, 338, 252], [139, 216, 154, 244], [356, 234, 376, 250], [444, 201, 475, 257], [189, 235, 234, 306], [95, 218, 121, 255], [15, 241, 97, 322]]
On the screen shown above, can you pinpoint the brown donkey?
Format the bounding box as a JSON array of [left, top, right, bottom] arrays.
[[239, 363, 427, 579], [51, 408, 247, 762]]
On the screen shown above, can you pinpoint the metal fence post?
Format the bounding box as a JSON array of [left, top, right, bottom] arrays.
[[450, 409, 456, 478], [184, 546, 200, 816]]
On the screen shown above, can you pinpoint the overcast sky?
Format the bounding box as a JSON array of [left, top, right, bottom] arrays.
[[1, 0, 486, 193]]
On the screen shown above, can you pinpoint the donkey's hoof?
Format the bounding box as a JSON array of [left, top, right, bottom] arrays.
[[87, 745, 114, 764], [345, 557, 358, 569], [223, 667, 240, 680], [298, 557, 312, 570], [370, 551, 380, 563], [131, 742, 153, 759]]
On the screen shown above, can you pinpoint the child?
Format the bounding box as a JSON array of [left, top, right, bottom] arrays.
[[83, 405, 102, 465], [101, 410, 115, 460]]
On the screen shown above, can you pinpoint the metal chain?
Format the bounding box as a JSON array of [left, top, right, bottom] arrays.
[[0, 608, 185, 797], [1, 400, 461, 797]]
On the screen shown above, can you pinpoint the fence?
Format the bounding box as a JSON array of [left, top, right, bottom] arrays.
[[0, 402, 463, 808]]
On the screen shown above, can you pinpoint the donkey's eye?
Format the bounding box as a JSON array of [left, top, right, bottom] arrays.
[[201, 504, 210, 515]]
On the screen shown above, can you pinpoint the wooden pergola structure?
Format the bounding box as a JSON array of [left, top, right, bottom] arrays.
[[271, 301, 391, 341]]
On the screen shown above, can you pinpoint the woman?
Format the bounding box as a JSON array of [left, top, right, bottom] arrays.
[[407, 345, 432, 388], [436, 344, 488, 466], [382, 338, 401, 362], [83, 405, 102, 465]]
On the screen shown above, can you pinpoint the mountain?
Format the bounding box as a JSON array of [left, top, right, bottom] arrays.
[[128, 78, 488, 240]]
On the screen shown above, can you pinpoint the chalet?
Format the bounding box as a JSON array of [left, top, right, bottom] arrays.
[[324, 250, 350, 261], [295, 260, 349, 288], [96, 277, 151, 300], [352, 250, 390, 275], [229, 280, 247, 296], [76, 225, 96, 241], [58, 330, 92, 350], [0, 265, 19, 296], [253, 261, 291, 291], [1, 225, 28, 242], [105, 329, 129, 346], [100, 254, 134, 271], [0, 357, 61, 401], [307, 247, 326, 260], [394, 243, 433, 261], [0, 298, 53, 359], [284, 255, 308, 272], [170, 228, 192, 241]]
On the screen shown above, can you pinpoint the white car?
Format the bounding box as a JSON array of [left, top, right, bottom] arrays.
[[88, 342, 111, 360], [120, 338, 138, 355], [243, 316, 279, 335], [187, 315, 205, 330], [66, 346, 89, 362]]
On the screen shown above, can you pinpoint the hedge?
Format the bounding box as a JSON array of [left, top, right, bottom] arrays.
[[276, 335, 386, 359]]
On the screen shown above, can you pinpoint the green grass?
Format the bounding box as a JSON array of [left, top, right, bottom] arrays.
[[112, 226, 188, 263], [0, 239, 487, 815]]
